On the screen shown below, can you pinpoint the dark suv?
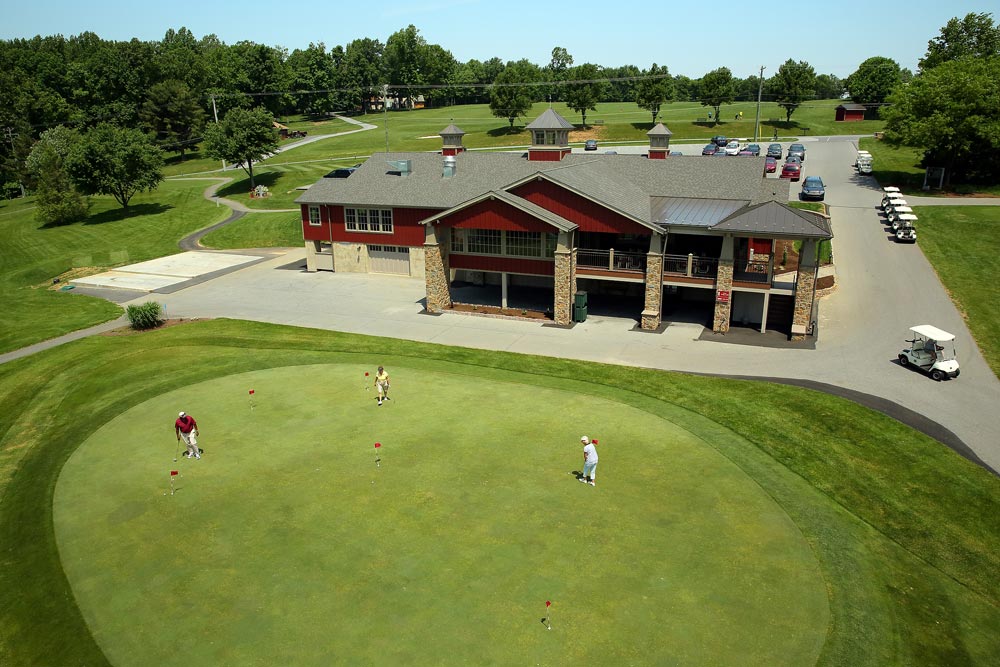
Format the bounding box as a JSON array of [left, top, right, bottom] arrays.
[[766, 143, 782, 159], [711, 135, 728, 147]]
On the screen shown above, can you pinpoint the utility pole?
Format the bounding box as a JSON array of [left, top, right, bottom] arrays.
[[383, 84, 390, 153], [754, 65, 765, 142], [3, 126, 25, 197], [211, 96, 227, 171]]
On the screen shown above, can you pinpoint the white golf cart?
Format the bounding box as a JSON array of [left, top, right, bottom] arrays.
[[891, 213, 918, 232], [895, 223, 917, 243], [857, 156, 873, 174], [882, 192, 906, 209], [899, 325, 960, 380], [883, 186, 901, 193], [886, 204, 913, 224]]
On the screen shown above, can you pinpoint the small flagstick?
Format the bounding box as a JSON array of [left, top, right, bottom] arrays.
[[374, 441, 381, 468], [249, 388, 255, 411], [169, 469, 179, 496], [364, 372, 370, 392], [545, 600, 552, 630]]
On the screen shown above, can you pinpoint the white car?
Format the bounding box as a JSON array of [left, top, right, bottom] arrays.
[[724, 141, 741, 156]]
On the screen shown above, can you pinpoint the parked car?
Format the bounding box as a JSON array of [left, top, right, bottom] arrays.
[[702, 144, 719, 156], [780, 162, 802, 181], [766, 143, 782, 159], [764, 156, 777, 173], [669, 151, 684, 156], [788, 143, 806, 161], [745, 143, 761, 156], [584, 139, 598, 151], [785, 155, 802, 166], [737, 149, 755, 156], [724, 141, 741, 156], [800, 175, 825, 200], [713, 148, 729, 156], [711, 135, 728, 147]]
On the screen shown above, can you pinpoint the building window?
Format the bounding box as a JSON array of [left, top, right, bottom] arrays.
[[346, 208, 393, 233], [506, 231, 542, 257], [545, 233, 557, 258], [467, 229, 501, 255], [451, 228, 465, 252], [308, 206, 321, 226], [533, 130, 544, 145]]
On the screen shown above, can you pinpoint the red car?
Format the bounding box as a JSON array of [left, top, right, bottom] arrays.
[[765, 156, 777, 173], [780, 162, 801, 181]]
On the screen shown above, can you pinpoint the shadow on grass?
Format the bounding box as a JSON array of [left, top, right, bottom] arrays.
[[216, 171, 283, 198], [486, 126, 526, 138], [39, 203, 174, 228], [872, 169, 926, 190], [164, 150, 203, 166]]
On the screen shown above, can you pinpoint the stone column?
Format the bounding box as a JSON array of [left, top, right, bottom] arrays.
[[713, 235, 735, 333], [791, 238, 817, 341], [553, 250, 572, 325], [641, 233, 664, 330], [424, 225, 451, 312]]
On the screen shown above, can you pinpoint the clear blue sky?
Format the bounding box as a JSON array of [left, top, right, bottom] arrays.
[[2, 0, 995, 78]]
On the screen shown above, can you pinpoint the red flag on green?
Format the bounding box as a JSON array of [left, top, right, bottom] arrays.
[[170, 470, 178, 476], [374, 442, 381, 449], [249, 389, 255, 395], [545, 600, 551, 608]]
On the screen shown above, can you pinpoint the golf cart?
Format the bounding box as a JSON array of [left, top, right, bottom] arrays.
[[899, 325, 960, 380], [882, 192, 906, 209], [885, 205, 913, 224], [891, 213, 918, 232], [895, 222, 917, 243], [857, 156, 873, 174], [883, 186, 901, 193]]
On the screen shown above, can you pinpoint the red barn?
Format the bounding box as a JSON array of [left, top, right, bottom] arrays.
[[835, 104, 866, 122]]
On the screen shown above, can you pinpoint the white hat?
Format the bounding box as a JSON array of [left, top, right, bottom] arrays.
[[581, 436, 590, 444], [179, 411, 186, 418]]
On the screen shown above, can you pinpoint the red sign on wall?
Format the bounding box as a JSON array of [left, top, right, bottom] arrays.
[[716, 290, 731, 303]]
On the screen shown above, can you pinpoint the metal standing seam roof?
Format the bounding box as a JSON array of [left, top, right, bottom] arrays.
[[710, 200, 833, 239], [652, 198, 749, 227]]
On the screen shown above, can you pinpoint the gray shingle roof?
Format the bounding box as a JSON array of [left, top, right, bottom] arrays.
[[647, 123, 673, 136], [423, 190, 577, 232], [440, 124, 465, 136], [710, 201, 833, 239], [296, 152, 775, 230], [525, 108, 576, 129]]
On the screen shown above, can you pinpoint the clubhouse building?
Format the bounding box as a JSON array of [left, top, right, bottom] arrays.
[[296, 110, 832, 339]]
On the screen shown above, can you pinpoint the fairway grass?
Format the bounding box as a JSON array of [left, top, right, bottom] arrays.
[[54, 365, 827, 666], [2, 320, 999, 666]]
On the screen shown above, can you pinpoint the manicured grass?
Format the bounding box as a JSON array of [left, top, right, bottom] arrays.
[[0, 180, 229, 354], [201, 211, 303, 249], [1, 320, 998, 666], [859, 137, 1000, 197], [213, 161, 344, 210], [912, 206, 1000, 376], [55, 364, 827, 666]]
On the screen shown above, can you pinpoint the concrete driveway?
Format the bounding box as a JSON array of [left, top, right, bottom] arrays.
[[67, 137, 1000, 473]]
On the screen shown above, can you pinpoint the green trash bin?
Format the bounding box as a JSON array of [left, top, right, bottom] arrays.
[[573, 291, 588, 322]]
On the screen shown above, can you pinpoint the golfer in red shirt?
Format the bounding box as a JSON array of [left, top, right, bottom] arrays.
[[175, 411, 200, 459]]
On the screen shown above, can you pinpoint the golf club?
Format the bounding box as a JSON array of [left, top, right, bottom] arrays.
[[173, 436, 181, 462]]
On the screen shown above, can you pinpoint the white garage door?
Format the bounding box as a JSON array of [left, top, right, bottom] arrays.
[[368, 245, 410, 275]]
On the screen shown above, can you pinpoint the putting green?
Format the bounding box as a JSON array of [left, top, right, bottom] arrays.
[[54, 364, 828, 666]]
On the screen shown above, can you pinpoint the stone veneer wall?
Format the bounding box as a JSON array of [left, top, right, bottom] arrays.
[[641, 253, 664, 330], [424, 244, 451, 312], [712, 259, 734, 332], [554, 250, 573, 325], [791, 267, 816, 341]]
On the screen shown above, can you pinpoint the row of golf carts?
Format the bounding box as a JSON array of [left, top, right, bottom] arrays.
[[856, 150, 873, 175], [880, 186, 917, 243]]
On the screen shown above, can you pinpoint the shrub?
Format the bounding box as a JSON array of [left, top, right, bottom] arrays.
[[125, 301, 163, 330]]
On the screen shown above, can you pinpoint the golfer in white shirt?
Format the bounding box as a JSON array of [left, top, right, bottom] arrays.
[[580, 436, 598, 486]]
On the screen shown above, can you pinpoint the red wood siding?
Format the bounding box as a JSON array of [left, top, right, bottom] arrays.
[[750, 238, 773, 254], [648, 150, 667, 159], [527, 149, 570, 161], [441, 199, 556, 232], [512, 180, 650, 235], [302, 205, 440, 246], [835, 108, 865, 122], [450, 253, 555, 276]]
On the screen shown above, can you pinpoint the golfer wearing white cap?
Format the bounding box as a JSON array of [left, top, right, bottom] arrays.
[[175, 411, 200, 459], [580, 436, 598, 486]]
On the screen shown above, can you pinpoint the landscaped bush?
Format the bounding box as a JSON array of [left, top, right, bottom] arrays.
[[125, 301, 162, 330]]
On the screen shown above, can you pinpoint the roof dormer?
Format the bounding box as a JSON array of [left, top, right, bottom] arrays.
[[525, 109, 574, 162]]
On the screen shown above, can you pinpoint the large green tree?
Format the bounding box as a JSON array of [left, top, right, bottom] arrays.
[[846, 56, 902, 117], [202, 106, 278, 188], [140, 79, 206, 157], [814, 73, 845, 100], [341, 37, 384, 113], [25, 126, 89, 224], [699, 67, 737, 123], [489, 64, 536, 128], [634, 63, 672, 124], [882, 56, 1000, 184], [771, 59, 817, 122], [65, 123, 163, 209], [919, 12, 1000, 71], [563, 63, 606, 128], [384, 25, 425, 109]]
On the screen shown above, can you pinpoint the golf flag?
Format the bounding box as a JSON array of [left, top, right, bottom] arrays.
[[170, 470, 178, 476], [546, 600, 551, 608], [592, 439, 598, 444], [249, 389, 255, 395], [365, 372, 369, 377], [374, 442, 381, 449]]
